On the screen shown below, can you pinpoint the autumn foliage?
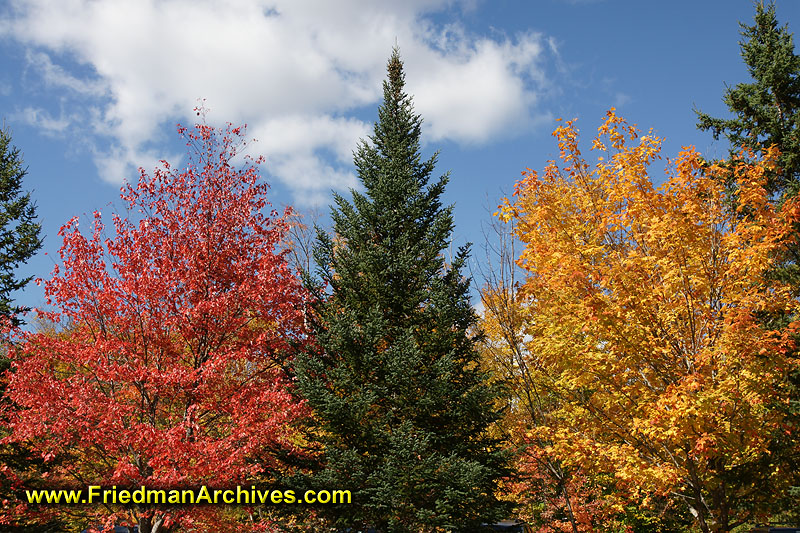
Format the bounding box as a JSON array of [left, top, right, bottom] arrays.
[[2, 116, 309, 531], [2, 42, 800, 530], [490, 110, 800, 532]]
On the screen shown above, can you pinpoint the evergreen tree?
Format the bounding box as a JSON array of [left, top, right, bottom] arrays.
[[295, 50, 510, 532], [0, 126, 42, 322], [695, 0, 800, 197], [0, 126, 55, 532]]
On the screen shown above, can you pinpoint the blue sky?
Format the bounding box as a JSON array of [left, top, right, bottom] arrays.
[[1, 0, 798, 317]]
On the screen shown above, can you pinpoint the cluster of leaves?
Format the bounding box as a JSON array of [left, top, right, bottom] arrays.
[[478, 4, 800, 532], [486, 109, 800, 533], [2, 117, 312, 532]]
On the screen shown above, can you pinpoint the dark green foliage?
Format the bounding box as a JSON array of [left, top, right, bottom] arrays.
[[0, 126, 42, 322], [0, 127, 52, 532], [696, 1, 800, 197], [294, 50, 510, 532]]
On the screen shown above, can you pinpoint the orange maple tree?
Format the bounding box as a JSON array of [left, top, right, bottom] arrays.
[[494, 110, 800, 532], [1, 115, 310, 532]]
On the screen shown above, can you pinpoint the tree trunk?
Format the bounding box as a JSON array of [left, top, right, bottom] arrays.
[[138, 514, 164, 533]]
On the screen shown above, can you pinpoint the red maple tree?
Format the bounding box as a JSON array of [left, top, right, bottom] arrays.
[[2, 113, 310, 532]]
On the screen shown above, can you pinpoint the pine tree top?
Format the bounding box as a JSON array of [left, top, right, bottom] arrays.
[[351, 48, 447, 204], [318, 49, 456, 321], [696, 1, 800, 195]]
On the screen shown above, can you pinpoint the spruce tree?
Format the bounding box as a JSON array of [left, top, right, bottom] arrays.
[[0, 126, 54, 532], [295, 50, 510, 532], [0, 126, 42, 321], [695, 0, 800, 197]]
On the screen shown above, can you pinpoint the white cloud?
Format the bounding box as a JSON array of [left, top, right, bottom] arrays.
[[13, 106, 73, 135], [252, 115, 369, 205], [25, 50, 107, 96], [614, 92, 632, 107], [405, 33, 550, 143], [2, 0, 554, 204]]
